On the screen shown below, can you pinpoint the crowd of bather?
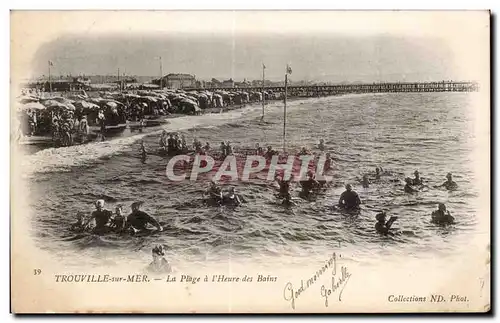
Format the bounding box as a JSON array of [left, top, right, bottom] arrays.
[[75, 134, 460, 239]]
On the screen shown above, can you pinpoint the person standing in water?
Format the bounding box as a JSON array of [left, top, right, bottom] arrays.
[[431, 203, 455, 224], [282, 192, 297, 207], [434, 173, 458, 191], [338, 184, 361, 210], [255, 143, 264, 155], [70, 212, 86, 233], [174, 133, 182, 151], [110, 205, 126, 233], [323, 153, 333, 172], [193, 138, 203, 153], [220, 141, 227, 157], [275, 174, 292, 199], [146, 245, 172, 274], [180, 134, 187, 151], [226, 141, 233, 155], [299, 171, 319, 198], [298, 147, 310, 156], [206, 180, 223, 205], [159, 130, 168, 152], [140, 140, 147, 163], [362, 174, 370, 188], [203, 142, 211, 152], [167, 133, 176, 153], [375, 211, 398, 235], [84, 200, 113, 234], [222, 187, 242, 207], [404, 177, 418, 194], [318, 139, 326, 152], [264, 145, 276, 159], [412, 170, 424, 186], [126, 202, 163, 234]]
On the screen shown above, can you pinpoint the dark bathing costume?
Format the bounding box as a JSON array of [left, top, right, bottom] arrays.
[[300, 178, 316, 194], [127, 210, 160, 231], [92, 209, 113, 231], [339, 190, 361, 209], [222, 194, 241, 206]]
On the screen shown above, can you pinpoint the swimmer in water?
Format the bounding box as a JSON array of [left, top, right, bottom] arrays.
[[70, 212, 86, 233], [220, 141, 226, 156], [375, 211, 398, 235], [362, 174, 370, 188], [174, 133, 181, 150], [318, 139, 326, 152], [126, 201, 163, 234], [404, 177, 418, 194], [298, 147, 309, 156], [434, 173, 458, 191], [431, 203, 455, 225], [140, 140, 147, 163], [203, 142, 210, 152], [264, 146, 276, 159], [300, 171, 319, 198], [180, 134, 187, 150], [323, 153, 333, 172], [159, 130, 168, 151], [222, 187, 242, 207], [167, 133, 176, 153], [84, 200, 113, 234], [275, 174, 292, 199], [192, 138, 198, 150], [146, 245, 172, 274], [375, 167, 381, 180], [110, 205, 126, 233], [282, 192, 296, 207], [338, 184, 361, 210], [255, 143, 264, 155], [206, 180, 223, 205], [412, 170, 424, 186], [226, 141, 233, 155]]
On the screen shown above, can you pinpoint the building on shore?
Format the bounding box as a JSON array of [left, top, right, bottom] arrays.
[[153, 73, 197, 89], [221, 78, 235, 88], [23, 76, 91, 92], [202, 78, 222, 88], [234, 79, 251, 88]]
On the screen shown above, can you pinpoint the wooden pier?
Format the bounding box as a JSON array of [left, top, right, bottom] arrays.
[[188, 81, 479, 97]]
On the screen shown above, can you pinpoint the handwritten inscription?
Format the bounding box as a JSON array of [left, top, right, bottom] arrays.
[[320, 265, 351, 307], [283, 252, 350, 310]]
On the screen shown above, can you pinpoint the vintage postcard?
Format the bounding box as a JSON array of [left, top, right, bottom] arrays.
[[10, 10, 490, 313]]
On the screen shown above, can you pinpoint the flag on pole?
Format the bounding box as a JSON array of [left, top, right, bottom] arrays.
[[48, 60, 54, 66], [286, 64, 292, 75]]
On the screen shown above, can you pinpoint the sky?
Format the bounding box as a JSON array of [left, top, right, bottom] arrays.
[[13, 11, 488, 84], [31, 33, 457, 83]]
